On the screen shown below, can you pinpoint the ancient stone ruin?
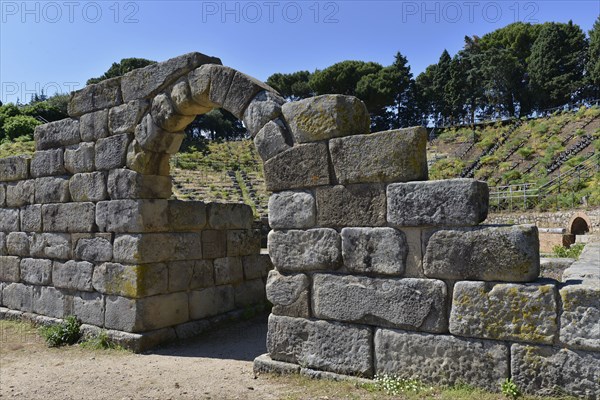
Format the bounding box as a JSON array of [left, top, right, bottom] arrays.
[[0, 52, 598, 398]]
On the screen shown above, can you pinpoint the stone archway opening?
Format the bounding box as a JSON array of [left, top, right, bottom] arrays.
[[570, 217, 590, 235]]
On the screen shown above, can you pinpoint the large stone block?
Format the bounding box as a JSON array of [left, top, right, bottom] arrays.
[[64, 142, 95, 174], [223, 71, 278, 119], [266, 270, 310, 318], [0, 256, 21, 282], [170, 78, 211, 116], [96, 199, 169, 232], [207, 203, 253, 230], [267, 314, 373, 377], [6, 232, 29, 256], [226, 229, 261, 257], [32, 286, 66, 318], [341, 227, 407, 275], [243, 90, 285, 137], [34, 119, 80, 150], [0, 208, 19, 231], [329, 127, 428, 185], [20, 258, 52, 285], [167, 200, 207, 231], [315, 184, 386, 227], [0, 156, 30, 182], [282, 95, 370, 143], [0, 233, 6, 256], [134, 114, 184, 154], [108, 100, 150, 134], [268, 229, 341, 272], [387, 179, 488, 227], [5, 180, 34, 207], [263, 142, 331, 191], [79, 109, 109, 141], [511, 344, 600, 398], [254, 119, 292, 161], [375, 329, 509, 391], [74, 237, 113, 262], [107, 169, 172, 199], [126, 140, 170, 176], [92, 262, 168, 298], [400, 228, 425, 278], [214, 257, 244, 285], [150, 93, 195, 132], [313, 274, 447, 332], [30, 149, 65, 177], [69, 172, 107, 202], [73, 292, 104, 326], [2, 282, 33, 311], [450, 281, 558, 344], [34, 176, 70, 203], [42, 202, 95, 232], [242, 254, 273, 280], [189, 285, 234, 319], [559, 284, 599, 351], [21, 205, 42, 232], [52, 260, 94, 291], [201, 230, 226, 259], [423, 225, 540, 282], [167, 260, 214, 292], [30, 233, 71, 260], [95, 133, 131, 170], [68, 77, 122, 117], [112, 234, 175, 263], [268, 191, 316, 229], [0, 184, 5, 206]]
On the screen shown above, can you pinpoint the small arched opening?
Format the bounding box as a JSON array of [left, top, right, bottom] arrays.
[[569, 216, 590, 235]]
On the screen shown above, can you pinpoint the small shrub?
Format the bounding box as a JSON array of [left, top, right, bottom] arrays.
[[517, 146, 534, 160], [39, 315, 81, 347], [501, 378, 521, 399], [552, 243, 585, 259]]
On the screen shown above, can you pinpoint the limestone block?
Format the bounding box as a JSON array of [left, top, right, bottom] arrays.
[[20, 258, 52, 285], [34, 118, 80, 150], [0, 156, 30, 182], [33, 286, 66, 318], [207, 203, 253, 230], [388, 179, 488, 227], [399, 228, 424, 278], [0, 233, 6, 256], [266, 270, 310, 318], [224, 71, 278, 119], [0, 256, 21, 282], [79, 109, 109, 141], [121, 52, 219, 102], [559, 284, 600, 351], [95, 133, 131, 170], [20, 205, 42, 232], [112, 234, 175, 264], [341, 227, 407, 275], [234, 279, 266, 307], [126, 140, 170, 176], [2, 282, 33, 311], [170, 78, 212, 116], [375, 329, 508, 390], [74, 237, 113, 262], [189, 285, 235, 319], [30, 149, 65, 178], [226, 229, 261, 257], [135, 114, 184, 154], [96, 199, 169, 233], [34, 176, 70, 203], [190, 260, 214, 289], [92, 262, 168, 298], [68, 77, 122, 117], [52, 260, 94, 291], [73, 292, 104, 326], [268, 229, 341, 272], [263, 142, 331, 191], [316, 184, 386, 227], [188, 64, 218, 108], [68, 173, 106, 202], [202, 230, 226, 259], [104, 292, 189, 332], [242, 254, 273, 280], [64, 142, 95, 174], [423, 225, 540, 282], [450, 281, 558, 344], [207, 65, 237, 106], [167, 260, 214, 292], [0, 208, 19, 231], [151, 93, 194, 132], [329, 127, 428, 185], [7, 232, 29, 256], [0, 184, 5, 206], [243, 90, 285, 137], [282, 95, 370, 143], [171, 232, 203, 260], [254, 119, 292, 161], [168, 200, 207, 231], [42, 203, 95, 232], [5, 180, 34, 207], [268, 190, 316, 229], [267, 314, 373, 377], [108, 99, 149, 134], [511, 344, 600, 398], [30, 233, 71, 260], [313, 274, 447, 332], [107, 169, 172, 199], [214, 257, 244, 285]]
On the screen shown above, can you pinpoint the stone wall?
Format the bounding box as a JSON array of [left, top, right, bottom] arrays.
[[487, 209, 600, 233]]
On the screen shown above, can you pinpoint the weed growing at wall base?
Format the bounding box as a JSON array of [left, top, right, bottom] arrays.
[[39, 316, 81, 347], [501, 378, 522, 399]]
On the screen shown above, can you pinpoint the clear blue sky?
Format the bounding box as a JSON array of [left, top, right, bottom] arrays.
[[1, 0, 598, 104]]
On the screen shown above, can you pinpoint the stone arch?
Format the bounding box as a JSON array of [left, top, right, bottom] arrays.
[[568, 212, 591, 235]]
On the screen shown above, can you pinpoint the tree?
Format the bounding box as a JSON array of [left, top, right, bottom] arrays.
[[309, 61, 383, 100], [87, 58, 157, 85], [587, 16, 600, 97], [266, 71, 313, 100], [184, 109, 246, 145], [2, 115, 41, 140], [432, 50, 452, 125]]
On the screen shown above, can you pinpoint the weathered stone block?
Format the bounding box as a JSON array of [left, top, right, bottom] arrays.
[[64, 142, 95, 174], [95, 133, 131, 170], [387, 179, 488, 227], [151, 93, 194, 132], [5, 180, 34, 207], [167, 260, 214, 292], [268, 190, 315, 229], [92, 262, 168, 298], [20, 205, 42, 232], [2, 282, 33, 311], [107, 169, 172, 199], [69, 172, 107, 202], [52, 260, 94, 291], [282, 95, 370, 143], [42, 202, 95, 232], [34, 119, 80, 150], [223, 71, 278, 118], [450, 281, 557, 344], [341, 228, 407, 275], [80, 109, 109, 141], [96, 199, 169, 232], [207, 203, 253, 230], [167, 200, 207, 231], [263, 142, 331, 191], [268, 229, 341, 272], [0, 184, 5, 206], [267, 314, 373, 377], [126, 140, 170, 176], [214, 257, 244, 285], [0, 156, 30, 182], [74, 237, 113, 262], [34, 176, 70, 203], [135, 114, 184, 154], [189, 285, 234, 319], [399, 228, 424, 278], [375, 329, 508, 390], [559, 284, 600, 351], [33, 286, 66, 318], [0, 208, 19, 231], [30, 233, 71, 260], [20, 258, 52, 285], [313, 274, 447, 332], [68, 77, 122, 117], [511, 344, 600, 398], [112, 234, 175, 264], [6, 232, 29, 256], [108, 100, 149, 134], [30, 149, 65, 178], [254, 119, 292, 161], [73, 292, 104, 326], [202, 230, 226, 259], [329, 127, 428, 185], [242, 254, 272, 280], [170, 78, 212, 116], [0, 233, 6, 256], [266, 270, 310, 318], [316, 184, 386, 227], [423, 225, 540, 282], [226, 229, 261, 257], [0, 256, 20, 282], [243, 90, 285, 137]]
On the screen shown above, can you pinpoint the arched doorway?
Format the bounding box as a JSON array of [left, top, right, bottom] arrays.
[[568, 212, 591, 235]]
